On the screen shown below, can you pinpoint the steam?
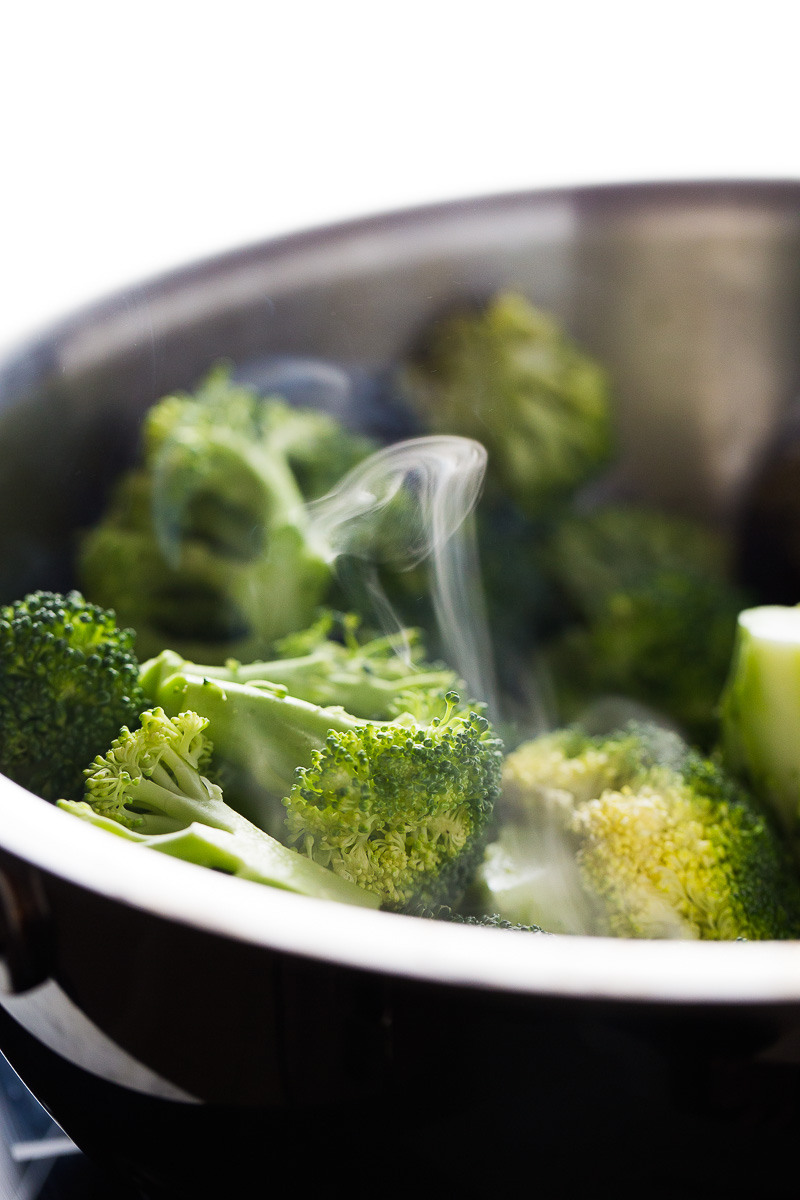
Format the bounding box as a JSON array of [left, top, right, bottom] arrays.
[[149, 416, 499, 714], [307, 435, 498, 714]]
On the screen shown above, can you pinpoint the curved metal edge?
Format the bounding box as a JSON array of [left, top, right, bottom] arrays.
[[3, 177, 800, 374], [0, 777, 798, 1006]]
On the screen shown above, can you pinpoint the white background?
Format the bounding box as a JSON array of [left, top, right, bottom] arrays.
[[1, 1, 798, 354]]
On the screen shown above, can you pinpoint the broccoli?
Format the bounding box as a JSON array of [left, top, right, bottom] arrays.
[[57, 709, 379, 909], [402, 292, 613, 518], [0, 590, 146, 802], [257, 398, 377, 502], [163, 609, 461, 720], [476, 724, 800, 939], [79, 365, 373, 664], [720, 605, 800, 837], [539, 506, 747, 745], [141, 651, 502, 913]]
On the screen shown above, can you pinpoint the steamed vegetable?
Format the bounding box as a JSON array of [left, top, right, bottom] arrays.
[[0, 590, 146, 801], [402, 291, 613, 517], [7, 290, 795, 947], [476, 724, 800, 939], [540, 507, 747, 744], [79, 365, 374, 664], [183, 608, 460, 719], [59, 708, 379, 908], [720, 605, 800, 836], [141, 651, 502, 913]]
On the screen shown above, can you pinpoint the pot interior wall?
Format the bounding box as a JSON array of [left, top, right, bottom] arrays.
[[2, 183, 800, 603]]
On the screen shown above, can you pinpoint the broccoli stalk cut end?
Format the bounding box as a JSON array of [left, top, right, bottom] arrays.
[[720, 605, 800, 836]]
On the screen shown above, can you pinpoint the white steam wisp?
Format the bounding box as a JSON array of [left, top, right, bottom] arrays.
[[307, 435, 498, 715]]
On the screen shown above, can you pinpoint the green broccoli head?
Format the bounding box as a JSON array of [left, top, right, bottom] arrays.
[[0, 590, 146, 802], [284, 692, 501, 911], [402, 292, 613, 517], [144, 369, 375, 506], [60, 707, 380, 908], [143, 648, 503, 913], [79, 707, 220, 833], [78, 365, 374, 664], [542, 505, 732, 613], [482, 724, 800, 940], [539, 507, 747, 745], [254, 397, 377, 502]]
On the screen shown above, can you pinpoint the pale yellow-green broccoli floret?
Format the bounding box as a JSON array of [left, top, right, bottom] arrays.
[[571, 782, 742, 939], [501, 726, 648, 816], [476, 725, 800, 940]]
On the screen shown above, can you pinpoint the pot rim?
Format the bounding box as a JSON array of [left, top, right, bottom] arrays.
[[4, 777, 800, 1006], [6, 176, 800, 366]]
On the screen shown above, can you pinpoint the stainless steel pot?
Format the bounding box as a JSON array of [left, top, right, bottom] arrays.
[[1, 181, 800, 1198]]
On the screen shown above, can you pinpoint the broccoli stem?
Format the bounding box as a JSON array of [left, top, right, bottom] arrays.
[[60, 800, 381, 908], [140, 627, 460, 724], [721, 605, 800, 833], [200, 653, 455, 718], [142, 661, 371, 798], [125, 762, 242, 835], [139, 660, 500, 912]]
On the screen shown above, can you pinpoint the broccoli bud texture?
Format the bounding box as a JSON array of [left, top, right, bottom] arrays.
[[284, 691, 500, 911], [480, 724, 800, 939], [0, 590, 145, 802], [59, 708, 380, 909], [402, 292, 613, 517], [79, 366, 373, 664], [143, 646, 503, 913]]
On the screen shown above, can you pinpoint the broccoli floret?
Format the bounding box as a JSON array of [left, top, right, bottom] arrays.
[[285, 693, 500, 911], [57, 708, 379, 908], [0, 590, 146, 802], [402, 292, 613, 517], [79, 365, 373, 664], [142, 651, 502, 913], [255, 398, 377, 501], [720, 605, 800, 836], [149, 609, 461, 721], [540, 507, 747, 745], [478, 724, 800, 939]]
